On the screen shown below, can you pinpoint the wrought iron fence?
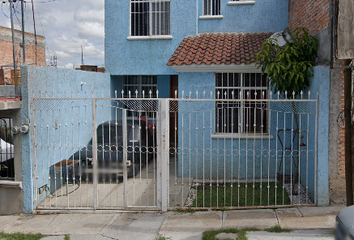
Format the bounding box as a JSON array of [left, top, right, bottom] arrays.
[[31, 90, 318, 211]]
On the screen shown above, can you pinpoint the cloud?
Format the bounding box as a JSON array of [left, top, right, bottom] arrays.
[[77, 22, 104, 42], [3, 0, 105, 68]]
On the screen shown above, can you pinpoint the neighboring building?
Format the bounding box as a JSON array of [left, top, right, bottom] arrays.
[[288, 0, 349, 205], [0, 26, 46, 85], [76, 65, 106, 73]]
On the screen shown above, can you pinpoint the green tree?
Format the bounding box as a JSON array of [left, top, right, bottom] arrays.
[[256, 27, 318, 187], [256, 27, 318, 97]]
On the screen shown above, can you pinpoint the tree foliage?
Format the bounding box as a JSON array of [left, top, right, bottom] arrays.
[[256, 27, 318, 97]]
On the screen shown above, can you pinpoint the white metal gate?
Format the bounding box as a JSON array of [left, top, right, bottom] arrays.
[[31, 91, 318, 211]]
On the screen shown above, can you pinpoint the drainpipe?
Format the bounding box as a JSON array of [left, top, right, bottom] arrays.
[[196, 0, 199, 35]]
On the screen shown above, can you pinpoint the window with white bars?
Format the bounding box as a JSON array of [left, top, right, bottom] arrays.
[[130, 0, 171, 36], [203, 0, 221, 16], [123, 75, 157, 98], [123, 76, 158, 117], [215, 73, 268, 134]]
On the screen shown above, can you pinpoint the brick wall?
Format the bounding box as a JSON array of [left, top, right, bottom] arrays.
[[288, 0, 330, 35], [0, 26, 45, 84]]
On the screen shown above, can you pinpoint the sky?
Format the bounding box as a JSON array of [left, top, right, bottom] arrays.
[[0, 0, 104, 69]]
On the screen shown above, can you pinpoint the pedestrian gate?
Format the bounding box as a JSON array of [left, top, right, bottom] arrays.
[[31, 91, 318, 211]]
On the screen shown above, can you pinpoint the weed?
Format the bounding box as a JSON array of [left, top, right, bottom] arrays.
[[202, 226, 291, 240], [265, 225, 291, 233], [174, 208, 196, 214], [64, 234, 70, 240], [155, 236, 171, 240], [0, 231, 44, 240]]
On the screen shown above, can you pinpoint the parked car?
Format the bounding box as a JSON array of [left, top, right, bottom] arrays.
[[336, 205, 354, 240], [0, 138, 14, 178], [71, 118, 156, 182]]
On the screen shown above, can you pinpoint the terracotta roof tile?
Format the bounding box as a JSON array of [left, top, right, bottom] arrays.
[[167, 32, 273, 67]]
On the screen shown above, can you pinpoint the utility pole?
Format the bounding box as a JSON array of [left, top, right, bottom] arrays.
[[31, 0, 38, 66], [9, 0, 19, 96], [21, 0, 25, 64]]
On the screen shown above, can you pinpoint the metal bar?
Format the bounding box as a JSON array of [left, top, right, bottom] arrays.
[[160, 99, 169, 212], [209, 108, 213, 208], [253, 92, 256, 206], [122, 109, 128, 208], [31, 96, 318, 103], [314, 93, 319, 205], [196, 108, 199, 207], [202, 109, 205, 208], [31, 97, 38, 209], [268, 100, 272, 205], [306, 112, 310, 203], [92, 99, 98, 210]]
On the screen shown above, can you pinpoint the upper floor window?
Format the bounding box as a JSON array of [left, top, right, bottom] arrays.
[[203, 0, 221, 16], [130, 0, 171, 37], [215, 73, 268, 134]]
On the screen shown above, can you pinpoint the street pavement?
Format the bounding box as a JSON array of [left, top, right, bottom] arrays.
[[0, 206, 344, 240]]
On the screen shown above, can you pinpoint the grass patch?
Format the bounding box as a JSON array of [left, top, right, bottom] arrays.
[[174, 208, 196, 214], [202, 226, 291, 240], [0, 231, 44, 240], [64, 235, 70, 240], [193, 182, 291, 207], [265, 225, 291, 233]]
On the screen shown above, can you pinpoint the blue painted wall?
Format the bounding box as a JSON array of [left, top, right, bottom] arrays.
[[105, 0, 289, 75], [177, 72, 317, 198], [198, 0, 289, 34], [306, 66, 330, 206], [20, 66, 110, 213]]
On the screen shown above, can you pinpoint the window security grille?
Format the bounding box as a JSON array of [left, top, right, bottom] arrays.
[[123, 76, 157, 98], [131, 0, 171, 36], [203, 0, 221, 16], [215, 73, 268, 134], [123, 76, 158, 117]]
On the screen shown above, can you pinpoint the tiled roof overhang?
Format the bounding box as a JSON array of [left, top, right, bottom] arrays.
[[167, 32, 273, 72]]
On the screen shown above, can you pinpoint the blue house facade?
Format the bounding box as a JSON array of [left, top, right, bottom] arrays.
[[105, 0, 330, 206], [105, 0, 289, 95]]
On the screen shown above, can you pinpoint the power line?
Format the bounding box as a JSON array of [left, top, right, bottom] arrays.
[[26, 0, 69, 4]]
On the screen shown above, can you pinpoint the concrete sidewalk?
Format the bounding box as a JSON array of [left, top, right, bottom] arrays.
[[0, 206, 344, 240]]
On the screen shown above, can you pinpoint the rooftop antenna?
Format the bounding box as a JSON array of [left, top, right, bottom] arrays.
[[81, 45, 84, 66]]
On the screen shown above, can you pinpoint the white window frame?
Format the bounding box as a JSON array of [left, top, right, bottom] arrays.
[[129, 0, 171, 38], [228, 0, 255, 5], [214, 73, 269, 136], [202, 0, 222, 16]]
